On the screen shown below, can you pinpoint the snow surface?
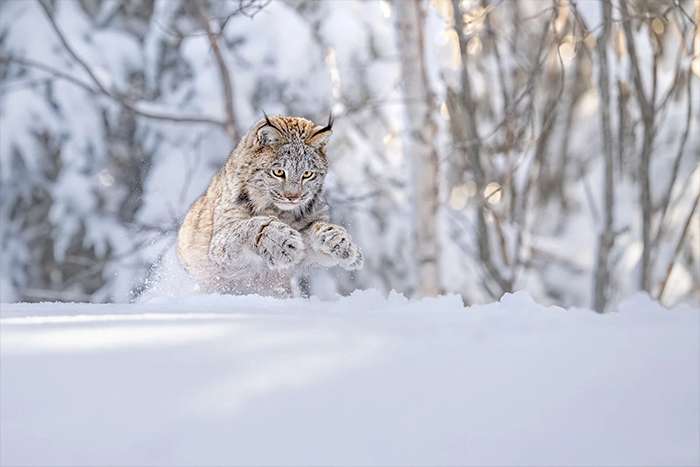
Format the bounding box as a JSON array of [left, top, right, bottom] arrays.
[[1, 290, 698, 466]]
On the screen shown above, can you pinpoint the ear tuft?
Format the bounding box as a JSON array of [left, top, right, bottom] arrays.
[[307, 113, 333, 149], [257, 112, 284, 146]]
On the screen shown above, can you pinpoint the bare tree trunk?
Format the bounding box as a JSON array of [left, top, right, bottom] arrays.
[[593, 0, 615, 312], [449, 0, 512, 296], [393, 0, 441, 296], [619, 0, 655, 291]]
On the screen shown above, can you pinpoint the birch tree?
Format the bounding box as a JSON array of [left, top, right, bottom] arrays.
[[393, 0, 442, 295]]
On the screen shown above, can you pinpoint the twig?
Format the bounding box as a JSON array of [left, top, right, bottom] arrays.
[[34, 1, 226, 128], [619, 0, 656, 291], [656, 189, 700, 302], [192, 1, 239, 141], [38, 0, 112, 96], [653, 73, 693, 250], [450, 0, 512, 294]]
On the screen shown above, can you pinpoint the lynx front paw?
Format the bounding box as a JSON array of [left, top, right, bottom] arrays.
[[256, 220, 305, 270], [311, 223, 364, 271]]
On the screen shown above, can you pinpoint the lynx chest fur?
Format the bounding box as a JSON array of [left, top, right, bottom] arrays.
[[177, 115, 362, 296]]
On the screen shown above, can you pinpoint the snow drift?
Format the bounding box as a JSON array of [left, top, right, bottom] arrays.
[[1, 290, 698, 466]]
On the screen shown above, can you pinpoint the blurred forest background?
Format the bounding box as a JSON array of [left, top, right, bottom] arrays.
[[0, 0, 698, 310]]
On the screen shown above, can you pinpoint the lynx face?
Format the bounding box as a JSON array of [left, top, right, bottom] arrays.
[[247, 115, 332, 212], [264, 141, 327, 211]]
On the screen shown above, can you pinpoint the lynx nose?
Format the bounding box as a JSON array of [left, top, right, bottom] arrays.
[[284, 192, 301, 202]]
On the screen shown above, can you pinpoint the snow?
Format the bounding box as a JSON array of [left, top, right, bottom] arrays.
[[1, 291, 698, 466], [3, 0, 697, 307]]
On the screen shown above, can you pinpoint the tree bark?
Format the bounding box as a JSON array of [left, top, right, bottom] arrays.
[[619, 0, 655, 292], [393, 0, 441, 296], [449, 0, 512, 295], [593, 0, 615, 312]]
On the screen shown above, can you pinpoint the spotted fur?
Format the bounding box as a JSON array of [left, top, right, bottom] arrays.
[[177, 115, 363, 296]]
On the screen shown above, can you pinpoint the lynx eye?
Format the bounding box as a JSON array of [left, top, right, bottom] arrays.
[[271, 168, 285, 178], [302, 170, 315, 180]]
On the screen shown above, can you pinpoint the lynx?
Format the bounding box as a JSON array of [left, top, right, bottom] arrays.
[[177, 114, 363, 296]]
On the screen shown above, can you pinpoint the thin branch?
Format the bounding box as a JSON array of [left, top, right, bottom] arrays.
[[122, 103, 226, 127], [154, 0, 271, 39], [192, 1, 239, 142], [656, 189, 700, 302], [653, 73, 693, 250], [450, 0, 512, 294], [673, 0, 696, 26], [619, 0, 656, 291], [4, 56, 227, 126], [34, 0, 226, 128], [0, 56, 99, 94], [37, 0, 112, 96], [219, 0, 271, 27]]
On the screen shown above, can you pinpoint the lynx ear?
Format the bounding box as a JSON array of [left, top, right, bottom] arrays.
[[307, 113, 333, 149], [257, 112, 284, 146]]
